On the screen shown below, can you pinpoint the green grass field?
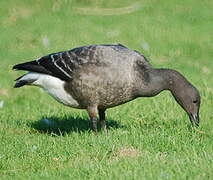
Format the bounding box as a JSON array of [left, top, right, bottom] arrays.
[[0, 0, 213, 179]]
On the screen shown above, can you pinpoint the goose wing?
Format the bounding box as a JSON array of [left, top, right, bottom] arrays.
[[13, 44, 151, 81], [13, 46, 100, 81]]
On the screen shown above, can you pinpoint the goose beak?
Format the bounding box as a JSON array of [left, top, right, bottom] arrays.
[[189, 113, 199, 127]]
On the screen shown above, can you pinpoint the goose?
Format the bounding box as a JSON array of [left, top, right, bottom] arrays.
[[13, 44, 201, 132]]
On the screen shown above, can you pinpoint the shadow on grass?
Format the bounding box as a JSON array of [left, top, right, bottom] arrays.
[[30, 116, 124, 135]]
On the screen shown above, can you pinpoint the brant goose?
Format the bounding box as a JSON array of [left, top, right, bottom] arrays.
[[13, 44, 200, 132]]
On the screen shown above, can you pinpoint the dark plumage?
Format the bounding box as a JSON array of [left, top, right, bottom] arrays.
[[13, 44, 201, 132]]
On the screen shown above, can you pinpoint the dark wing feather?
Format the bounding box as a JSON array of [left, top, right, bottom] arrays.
[[13, 52, 72, 81], [13, 60, 52, 75], [38, 53, 72, 81], [12, 46, 97, 81]]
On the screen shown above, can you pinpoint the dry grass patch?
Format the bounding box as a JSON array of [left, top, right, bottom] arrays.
[[73, 2, 141, 16], [0, 88, 9, 96], [3, 6, 33, 26], [110, 147, 141, 162]]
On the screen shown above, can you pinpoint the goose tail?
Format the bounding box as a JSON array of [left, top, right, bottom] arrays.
[[13, 60, 51, 75], [13, 60, 52, 88], [14, 72, 39, 88]]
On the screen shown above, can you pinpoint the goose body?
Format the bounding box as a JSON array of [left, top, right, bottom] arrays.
[[13, 44, 201, 132]]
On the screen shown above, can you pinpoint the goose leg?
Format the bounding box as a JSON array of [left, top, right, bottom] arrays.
[[99, 109, 107, 132], [87, 106, 98, 133]]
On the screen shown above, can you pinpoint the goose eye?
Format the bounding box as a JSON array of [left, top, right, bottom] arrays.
[[193, 100, 198, 104]]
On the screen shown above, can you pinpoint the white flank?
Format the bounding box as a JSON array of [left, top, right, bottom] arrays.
[[18, 72, 80, 108]]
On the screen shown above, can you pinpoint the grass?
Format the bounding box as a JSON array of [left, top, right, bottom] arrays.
[[0, 0, 213, 179]]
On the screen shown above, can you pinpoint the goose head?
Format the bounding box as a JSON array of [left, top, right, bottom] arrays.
[[171, 82, 201, 127]]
